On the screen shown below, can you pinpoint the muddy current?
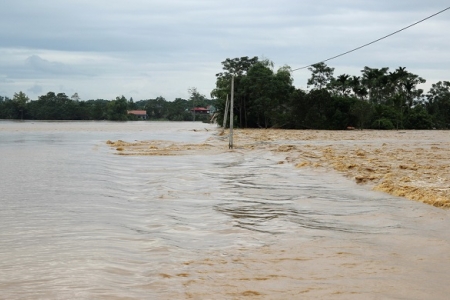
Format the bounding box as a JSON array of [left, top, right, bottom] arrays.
[[1, 121, 449, 299]]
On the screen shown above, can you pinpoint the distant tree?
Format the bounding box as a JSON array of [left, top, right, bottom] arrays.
[[329, 74, 352, 96], [88, 99, 109, 120], [349, 76, 368, 100], [212, 56, 260, 127], [0, 96, 14, 119], [360, 66, 389, 104], [145, 96, 167, 119], [13, 91, 30, 120], [107, 96, 128, 120], [128, 97, 137, 110], [285, 89, 306, 128], [307, 62, 334, 90], [405, 105, 433, 129], [166, 98, 191, 121], [426, 81, 450, 128], [244, 61, 294, 128], [302, 89, 333, 129], [215, 56, 260, 78], [188, 87, 209, 122], [27, 92, 74, 120], [350, 98, 373, 129]]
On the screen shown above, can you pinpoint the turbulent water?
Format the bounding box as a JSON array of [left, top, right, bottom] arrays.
[[0, 121, 449, 299]]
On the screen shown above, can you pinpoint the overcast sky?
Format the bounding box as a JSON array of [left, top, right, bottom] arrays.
[[0, 0, 449, 101]]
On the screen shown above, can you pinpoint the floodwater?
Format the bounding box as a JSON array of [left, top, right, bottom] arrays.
[[0, 121, 449, 299]]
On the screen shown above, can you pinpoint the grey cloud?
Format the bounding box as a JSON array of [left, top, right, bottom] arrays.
[[0, 0, 449, 100], [25, 55, 73, 75], [27, 84, 43, 95], [0, 76, 14, 83]]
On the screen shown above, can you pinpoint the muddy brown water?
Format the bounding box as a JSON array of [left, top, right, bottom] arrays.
[[0, 121, 449, 299]]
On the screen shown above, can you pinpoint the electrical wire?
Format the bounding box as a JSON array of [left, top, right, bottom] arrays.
[[291, 6, 450, 72]]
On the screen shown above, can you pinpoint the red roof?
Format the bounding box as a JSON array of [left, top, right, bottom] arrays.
[[191, 107, 209, 111], [127, 110, 147, 115]]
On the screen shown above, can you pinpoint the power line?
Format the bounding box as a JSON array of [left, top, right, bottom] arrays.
[[291, 6, 450, 72]]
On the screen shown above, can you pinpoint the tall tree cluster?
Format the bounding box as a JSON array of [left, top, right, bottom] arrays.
[[212, 57, 450, 130], [212, 57, 294, 128]]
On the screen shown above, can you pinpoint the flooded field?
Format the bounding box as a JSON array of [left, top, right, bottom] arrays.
[[1, 121, 449, 299]]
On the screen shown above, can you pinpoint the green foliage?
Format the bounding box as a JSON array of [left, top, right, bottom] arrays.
[[426, 81, 450, 128], [127, 97, 136, 110], [329, 74, 352, 96], [307, 62, 335, 90], [372, 118, 395, 130], [405, 105, 433, 129], [13, 91, 29, 108], [213, 58, 294, 128], [286, 89, 308, 128], [0, 92, 214, 122], [212, 56, 261, 128], [107, 96, 128, 121], [25, 92, 83, 120], [0, 96, 16, 119], [210, 57, 444, 130], [350, 98, 372, 129], [145, 96, 168, 119], [0, 58, 446, 130], [244, 61, 294, 128], [303, 89, 334, 129]]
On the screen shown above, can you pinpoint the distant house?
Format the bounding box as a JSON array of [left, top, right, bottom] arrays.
[[190, 107, 210, 114], [127, 110, 148, 120]]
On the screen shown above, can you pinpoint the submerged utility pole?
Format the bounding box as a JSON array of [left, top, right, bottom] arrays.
[[192, 96, 195, 122], [222, 94, 229, 134], [229, 75, 234, 149]]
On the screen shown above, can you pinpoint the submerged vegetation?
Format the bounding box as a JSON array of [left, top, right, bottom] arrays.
[[1, 56, 449, 129]]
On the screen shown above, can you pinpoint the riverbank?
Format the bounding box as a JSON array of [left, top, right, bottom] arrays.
[[107, 129, 450, 209]]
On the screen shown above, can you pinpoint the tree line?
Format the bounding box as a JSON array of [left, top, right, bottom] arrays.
[[212, 57, 450, 129], [0, 89, 214, 122], [1, 56, 449, 129]]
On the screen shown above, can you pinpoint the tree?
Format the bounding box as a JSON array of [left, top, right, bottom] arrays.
[[216, 56, 260, 78], [145, 96, 167, 119], [302, 89, 333, 129], [107, 96, 128, 121], [361, 66, 389, 104], [426, 81, 450, 128], [385, 67, 426, 128], [128, 97, 137, 110], [307, 62, 335, 90], [350, 98, 373, 129], [27, 92, 74, 120], [329, 74, 352, 96], [405, 105, 433, 129], [244, 60, 276, 128], [212, 56, 260, 128], [13, 91, 29, 120], [188, 87, 209, 121], [166, 98, 191, 121], [349, 76, 368, 100], [287, 88, 308, 128], [0, 96, 14, 119]]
